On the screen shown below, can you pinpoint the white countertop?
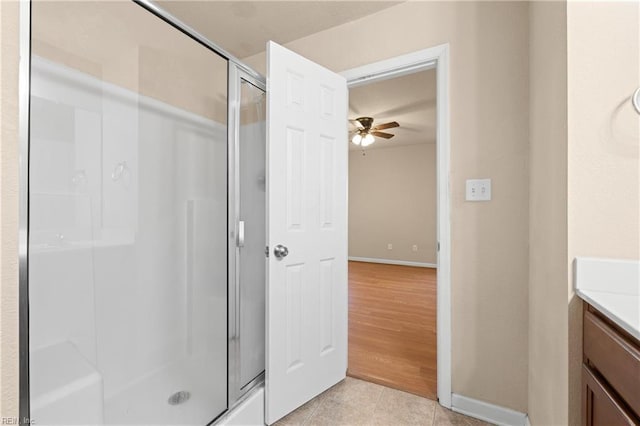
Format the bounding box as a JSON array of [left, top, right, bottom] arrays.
[[574, 257, 640, 341]]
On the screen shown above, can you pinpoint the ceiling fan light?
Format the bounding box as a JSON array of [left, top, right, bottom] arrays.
[[362, 133, 375, 147], [351, 134, 362, 145]]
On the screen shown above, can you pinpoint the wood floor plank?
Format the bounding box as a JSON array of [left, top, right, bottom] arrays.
[[347, 261, 437, 400]]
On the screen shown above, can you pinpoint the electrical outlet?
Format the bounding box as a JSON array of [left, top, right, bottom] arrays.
[[387, 243, 393, 250], [412, 245, 418, 252], [466, 179, 492, 201]]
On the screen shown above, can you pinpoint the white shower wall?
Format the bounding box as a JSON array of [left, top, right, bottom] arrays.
[[29, 56, 228, 425]]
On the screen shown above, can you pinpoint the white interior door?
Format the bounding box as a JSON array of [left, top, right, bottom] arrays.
[[266, 41, 348, 424]]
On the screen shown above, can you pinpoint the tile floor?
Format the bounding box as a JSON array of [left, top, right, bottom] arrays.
[[276, 377, 493, 426]]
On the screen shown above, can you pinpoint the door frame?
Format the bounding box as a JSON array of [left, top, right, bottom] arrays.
[[341, 44, 452, 408]]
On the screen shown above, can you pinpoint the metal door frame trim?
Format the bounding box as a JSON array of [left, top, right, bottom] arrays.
[[18, 0, 32, 422]]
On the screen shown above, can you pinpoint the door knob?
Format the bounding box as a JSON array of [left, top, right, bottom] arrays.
[[273, 244, 289, 260]]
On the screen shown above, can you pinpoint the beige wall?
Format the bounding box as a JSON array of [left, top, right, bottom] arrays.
[[0, 0, 20, 419], [349, 144, 437, 264], [567, 2, 640, 424], [528, 2, 569, 425], [567, 2, 640, 260], [247, 1, 531, 411]]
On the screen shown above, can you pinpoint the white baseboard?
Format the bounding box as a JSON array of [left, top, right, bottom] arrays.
[[348, 256, 437, 268], [451, 394, 528, 426]]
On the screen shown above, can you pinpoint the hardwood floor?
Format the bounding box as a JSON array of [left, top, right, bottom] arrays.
[[347, 261, 437, 400]]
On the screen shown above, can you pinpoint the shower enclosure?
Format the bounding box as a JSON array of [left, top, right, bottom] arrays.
[[26, 2, 265, 424]]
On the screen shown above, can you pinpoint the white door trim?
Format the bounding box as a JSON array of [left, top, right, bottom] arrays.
[[341, 43, 452, 408]]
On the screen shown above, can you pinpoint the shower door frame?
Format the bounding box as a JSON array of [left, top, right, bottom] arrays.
[[227, 63, 267, 407], [17, 0, 266, 421]]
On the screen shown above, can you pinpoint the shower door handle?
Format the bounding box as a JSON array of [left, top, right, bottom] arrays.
[[273, 244, 289, 260], [238, 221, 245, 247]]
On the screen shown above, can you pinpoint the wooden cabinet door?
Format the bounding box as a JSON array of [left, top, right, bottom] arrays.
[[583, 365, 638, 426], [584, 310, 640, 416]]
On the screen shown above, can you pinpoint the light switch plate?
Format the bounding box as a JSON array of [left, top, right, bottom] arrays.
[[466, 179, 491, 201]]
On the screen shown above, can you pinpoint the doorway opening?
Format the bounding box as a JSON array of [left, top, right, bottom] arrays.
[[341, 45, 451, 407], [347, 68, 438, 399]]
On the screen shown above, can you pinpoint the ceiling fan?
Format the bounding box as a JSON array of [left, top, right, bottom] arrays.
[[349, 117, 399, 147]]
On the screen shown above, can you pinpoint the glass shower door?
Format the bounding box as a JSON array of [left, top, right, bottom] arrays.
[[238, 80, 267, 389], [228, 67, 267, 405], [28, 2, 228, 424]]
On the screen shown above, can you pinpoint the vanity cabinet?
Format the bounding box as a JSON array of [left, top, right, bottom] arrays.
[[583, 305, 640, 425]]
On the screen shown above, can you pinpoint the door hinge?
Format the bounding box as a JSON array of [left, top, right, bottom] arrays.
[[265, 246, 269, 257], [437, 242, 440, 251]]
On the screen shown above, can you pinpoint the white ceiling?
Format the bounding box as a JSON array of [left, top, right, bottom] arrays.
[[158, 1, 402, 59], [349, 69, 437, 151]]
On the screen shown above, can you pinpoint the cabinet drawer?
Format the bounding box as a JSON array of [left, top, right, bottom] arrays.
[[583, 365, 637, 426], [584, 310, 640, 416]]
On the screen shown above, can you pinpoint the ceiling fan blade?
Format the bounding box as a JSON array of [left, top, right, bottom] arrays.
[[371, 131, 394, 139], [372, 121, 399, 131], [349, 119, 364, 129]]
